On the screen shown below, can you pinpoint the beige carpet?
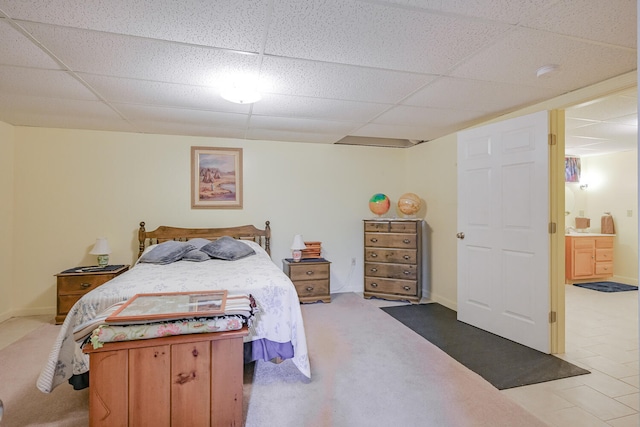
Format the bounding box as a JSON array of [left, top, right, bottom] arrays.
[[0, 293, 548, 426]]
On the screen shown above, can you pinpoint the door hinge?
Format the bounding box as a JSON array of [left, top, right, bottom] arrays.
[[549, 311, 557, 323], [549, 222, 557, 234], [548, 133, 556, 145]]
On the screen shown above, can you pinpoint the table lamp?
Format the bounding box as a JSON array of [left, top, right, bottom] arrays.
[[291, 235, 307, 262], [90, 237, 111, 267]]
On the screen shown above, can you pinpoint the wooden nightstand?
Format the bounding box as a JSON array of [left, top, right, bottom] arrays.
[[55, 265, 129, 324], [283, 258, 331, 303]]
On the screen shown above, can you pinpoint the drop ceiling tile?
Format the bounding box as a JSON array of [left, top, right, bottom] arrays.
[[571, 122, 637, 142], [439, 0, 558, 24], [133, 121, 248, 140], [78, 74, 250, 114], [402, 76, 558, 112], [0, 95, 129, 128], [352, 122, 459, 141], [0, 19, 61, 68], [252, 93, 391, 122], [260, 56, 436, 103], [568, 94, 639, 122], [245, 128, 343, 144], [248, 115, 359, 134], [266, 0, 511, 73], [0, 0, 271, 52], [451, 27, 636, 91], [522, 0, 636, 49], [373, 104, 485, 127], [0, 66, 97, 100], [18, 22, 260, 86], [113, 104, 250, 129]]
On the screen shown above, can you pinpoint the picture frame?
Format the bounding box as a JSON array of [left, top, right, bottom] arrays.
[[105, 290, 228, 325], [565, 156, 581, 183], [191, 146, 242, 209]]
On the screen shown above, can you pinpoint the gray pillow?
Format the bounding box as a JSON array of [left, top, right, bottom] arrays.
[[200, 236, 255, 261], [139, 241, 196, 265], [187, 238, 212, 249], [181, 249, 211, 262]]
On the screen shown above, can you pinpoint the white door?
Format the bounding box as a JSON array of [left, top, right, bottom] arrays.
[[457, 111, 550, 353]]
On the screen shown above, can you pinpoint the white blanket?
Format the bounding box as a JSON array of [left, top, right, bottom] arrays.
[[37, 241, 310, 393]]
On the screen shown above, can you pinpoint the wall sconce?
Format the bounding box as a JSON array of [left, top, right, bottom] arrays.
[[290, 235, 307, 262], [580, 183, 589, 190], [90, 237, 111, 267]]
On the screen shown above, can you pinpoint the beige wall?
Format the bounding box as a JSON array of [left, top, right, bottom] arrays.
[[566, 151, 639, 284], [10, 127, 406, 316], [0, 121, 15, 320]]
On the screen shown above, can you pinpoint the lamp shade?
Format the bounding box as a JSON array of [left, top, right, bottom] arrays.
[[290, 235, 307, 251], [89, 237, 111, 255]]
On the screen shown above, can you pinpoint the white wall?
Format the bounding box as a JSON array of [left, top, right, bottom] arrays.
[[566, 151, 639, 284], [10, 127, 406, 315], [0, 121, 15, 320]]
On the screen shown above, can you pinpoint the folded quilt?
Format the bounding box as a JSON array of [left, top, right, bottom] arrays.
[[89, 315, 250, 349]]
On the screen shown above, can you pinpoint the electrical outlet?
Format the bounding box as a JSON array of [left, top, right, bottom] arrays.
[[627, 209, 633, 217], [351, 258, 356, 266], [579, 210, 584, 217]]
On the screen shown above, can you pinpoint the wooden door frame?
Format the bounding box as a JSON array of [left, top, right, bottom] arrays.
[[549, 109, 565, 354]]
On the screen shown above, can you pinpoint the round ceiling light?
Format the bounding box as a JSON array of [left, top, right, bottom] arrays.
[[536, 64, 560, 78], [220, 85, 262, 104]]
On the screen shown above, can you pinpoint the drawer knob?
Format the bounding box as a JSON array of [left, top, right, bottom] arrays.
[[371, 253, 378, 258], [81, 283, 91, 289], [403, 255, 410, 260], [370, 268, 378, 272], [371, 283, 378, 288], [403, 271, 410, 275], [370, 238, 378, 243], [306, 271, 314, 275], [403, 286, 411, 291], [306, 286, 314, 291], [403, 239, 410, 244]]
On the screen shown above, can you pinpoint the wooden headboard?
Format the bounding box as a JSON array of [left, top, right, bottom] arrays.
[[138, 221, 271, 257]]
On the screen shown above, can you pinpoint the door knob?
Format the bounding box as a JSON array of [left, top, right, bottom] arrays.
[[456, 232, 465, 239]]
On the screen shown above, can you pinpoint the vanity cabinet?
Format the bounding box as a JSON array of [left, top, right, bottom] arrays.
[[363, 219, 425, 303], [565, 235, 614, 283]]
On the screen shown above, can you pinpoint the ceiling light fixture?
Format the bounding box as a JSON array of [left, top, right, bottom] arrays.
[[220, 85, 262, 104], [536, 64, 560, 79]]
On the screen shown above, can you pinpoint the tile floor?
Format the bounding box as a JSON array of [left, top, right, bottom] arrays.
[[501, 284, 639, 427], [0, 284, 638, 426]]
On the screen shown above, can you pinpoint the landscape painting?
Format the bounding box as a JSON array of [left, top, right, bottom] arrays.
[[191, 146, 243, 209]]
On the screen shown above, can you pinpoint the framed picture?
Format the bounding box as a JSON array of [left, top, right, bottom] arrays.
[[191, 146, 242, 209], [565, 156, 581, 183], [105, 290, 228, 325]]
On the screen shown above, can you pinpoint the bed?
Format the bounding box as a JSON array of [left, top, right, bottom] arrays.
[[37, 221, 310, 393]]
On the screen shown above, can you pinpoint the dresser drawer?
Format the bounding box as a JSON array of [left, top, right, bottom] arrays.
[[293, 280, 330, 299], [365, 262, 417, 280], [389, 221, 417, 233], [595, 237, 613, 248], [365, 233, 416, 249], [57, 275, 111, 294], [288, 263, 329, 281], [364, 221, 390, 232], [365, 277, 417, 296], [57, 294, 83, 316], [365, 248, 417, 264]]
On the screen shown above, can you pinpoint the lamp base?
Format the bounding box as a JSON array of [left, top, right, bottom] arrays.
[[96, 254, 109, 268], [292, 250, 302, 262]]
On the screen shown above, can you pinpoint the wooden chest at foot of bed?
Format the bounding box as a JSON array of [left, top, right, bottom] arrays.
[[83, 327, 248, 427]]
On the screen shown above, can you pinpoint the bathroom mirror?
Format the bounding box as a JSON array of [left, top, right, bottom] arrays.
[[565, 186, 575, 216]]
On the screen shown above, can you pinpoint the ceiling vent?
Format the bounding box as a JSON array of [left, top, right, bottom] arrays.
[[335, 136, 428, 148]]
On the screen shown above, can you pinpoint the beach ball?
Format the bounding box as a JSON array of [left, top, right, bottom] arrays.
[[369, 193, 390, 216], [398, 193, 421, 216]]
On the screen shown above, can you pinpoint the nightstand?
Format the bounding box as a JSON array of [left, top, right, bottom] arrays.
[[55, 265, 129, 324], [282, 258, 331, 303]]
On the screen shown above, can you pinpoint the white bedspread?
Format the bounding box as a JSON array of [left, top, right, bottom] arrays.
[[37, 241, 310, 393]]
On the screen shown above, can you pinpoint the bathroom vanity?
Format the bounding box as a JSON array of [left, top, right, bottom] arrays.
[[565, 234, 614, 283]]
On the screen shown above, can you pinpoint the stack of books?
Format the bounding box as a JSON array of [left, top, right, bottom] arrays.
[[302, 241, 322, 259]]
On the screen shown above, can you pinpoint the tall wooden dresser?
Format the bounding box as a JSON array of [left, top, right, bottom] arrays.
[[364, 219, 426, 303]]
